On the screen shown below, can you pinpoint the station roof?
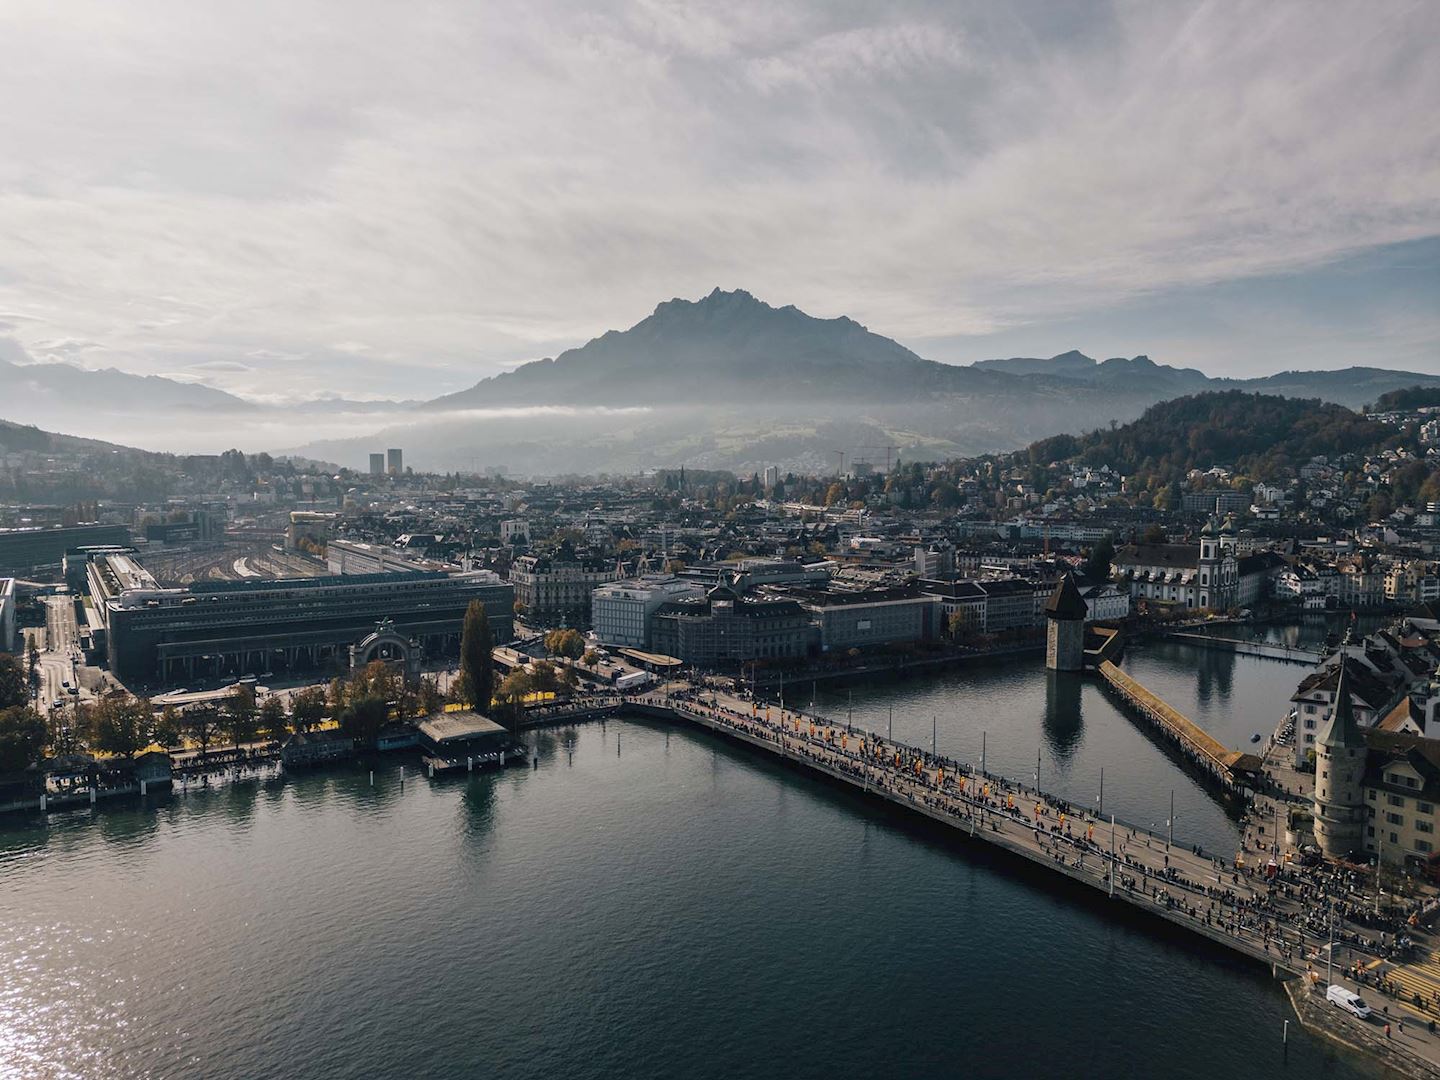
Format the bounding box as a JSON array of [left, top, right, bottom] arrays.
[[616, 648, 684, 669]]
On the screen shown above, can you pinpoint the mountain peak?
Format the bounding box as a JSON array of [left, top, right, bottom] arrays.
[[654, 287, 765, 319]]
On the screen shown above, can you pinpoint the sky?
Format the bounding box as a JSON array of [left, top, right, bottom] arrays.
[[0, 0, 1436, 402]]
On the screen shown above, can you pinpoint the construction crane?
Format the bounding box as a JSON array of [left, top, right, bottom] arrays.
[[831, 450, 847, 477], [859, 444, 901, 472]]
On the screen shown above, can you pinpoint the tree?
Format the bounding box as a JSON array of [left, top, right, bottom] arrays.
[[1142, 524, 1167, 545], [493, 670, 532, 730], [259, 697, 290, 743], [26, 639, 41, 693], [328, 677, 349, 714], [185, 707, 219, 758], [290, 686, 327, 733], [0, 706, 47, 772], [544, 628, 585, 660], [417, 676, 444, 717], [153, 705, 183, 750], [221, 685, 259, 750], [1084, 535, 1116, 582], [0, 653, 27, 710], [530, 660, 560, 694], [458, 600, 495, 712], [339, 695, 389, 746], [930, 481, 961, 508], [350, 659, 399, 705], [86, 694, 148, 760]]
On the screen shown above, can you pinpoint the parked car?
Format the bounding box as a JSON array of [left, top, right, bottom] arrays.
[[1326, 985, 1372, 1019]]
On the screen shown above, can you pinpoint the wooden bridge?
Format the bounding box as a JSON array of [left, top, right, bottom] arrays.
[[1097, 660, 1264, 791]]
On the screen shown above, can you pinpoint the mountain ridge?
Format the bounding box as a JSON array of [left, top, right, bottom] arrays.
[[424, 289, 1440, 414]]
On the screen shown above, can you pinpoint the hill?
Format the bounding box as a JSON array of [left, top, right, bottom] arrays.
[[0, 417, 156, 457], [1373, 386, 1440, 412], [1023, 391, 1396, 487]]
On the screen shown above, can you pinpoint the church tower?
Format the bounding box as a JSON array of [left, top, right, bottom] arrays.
[[1198, 517, 1220, 609], [1312, 654, 1368, 860], [1045, 573, 1087, 672]]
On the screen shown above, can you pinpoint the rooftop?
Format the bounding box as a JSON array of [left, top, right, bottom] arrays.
[[417, 712, 509, 743]]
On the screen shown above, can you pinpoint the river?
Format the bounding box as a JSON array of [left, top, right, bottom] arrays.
[[0, 640, 1380, 1079]]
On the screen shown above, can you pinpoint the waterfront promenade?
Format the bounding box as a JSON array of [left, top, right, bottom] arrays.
[[544, 684, 1440, 1077]]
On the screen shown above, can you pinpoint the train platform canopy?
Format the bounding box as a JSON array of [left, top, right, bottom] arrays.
[[616, 649, 684, 670]]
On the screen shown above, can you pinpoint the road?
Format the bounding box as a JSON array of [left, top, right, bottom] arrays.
[[35, 596, 81, 711]]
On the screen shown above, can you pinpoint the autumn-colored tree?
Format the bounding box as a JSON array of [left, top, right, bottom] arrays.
[[290, 686, 327, 733], [544, 628, 585, 659], [153, 705, 183, 749], [258, 696, 290, 742], [185, 707, 219, 758], [86, 693, 149, 760], [0, 706, 47, 772], [221, 685, 259, 750]]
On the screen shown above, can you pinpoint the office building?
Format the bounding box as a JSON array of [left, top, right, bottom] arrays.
[[0, 576, 15, 652], [591, 575, 705, 649], [0, 523, 131, 577], [369, 453, 385, 476], [787, 585, 936, 652], [386, 448, 404, 476], [510, 552, 621, 626], [651, 586, 815, 666]]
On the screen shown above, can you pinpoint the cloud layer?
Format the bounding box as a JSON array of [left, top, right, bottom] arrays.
[[0, 0, 1436, 398]]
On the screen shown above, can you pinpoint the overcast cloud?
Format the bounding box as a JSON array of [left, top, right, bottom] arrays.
[[0, 0, 1436, 399]]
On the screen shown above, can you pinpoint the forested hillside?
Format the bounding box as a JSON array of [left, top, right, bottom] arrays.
[[1024, 392, 1399, 487]]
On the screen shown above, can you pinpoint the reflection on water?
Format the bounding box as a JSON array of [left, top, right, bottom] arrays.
[[1043, 669, 1085, 762], [0, 720, 1380, 1080]]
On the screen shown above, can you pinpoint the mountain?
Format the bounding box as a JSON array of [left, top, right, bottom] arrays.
[[968, 350, 1440, 410], [6, 289, 1437, 474], [428, 291, 1440, 416], [0, 353, 254, 414], [427, 287, 1011, 408]]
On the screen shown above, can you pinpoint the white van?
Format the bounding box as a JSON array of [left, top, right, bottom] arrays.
[[1326, 984, 1372, 1019]]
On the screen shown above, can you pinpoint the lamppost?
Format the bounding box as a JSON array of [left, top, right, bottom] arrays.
[[1326, 907, 1335, 989]]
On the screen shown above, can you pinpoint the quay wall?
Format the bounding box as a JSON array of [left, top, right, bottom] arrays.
[[1284, 978, 1440, 1079]]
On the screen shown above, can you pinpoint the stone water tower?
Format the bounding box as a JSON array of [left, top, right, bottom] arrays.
[[1045, 573, 1088, 672]]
